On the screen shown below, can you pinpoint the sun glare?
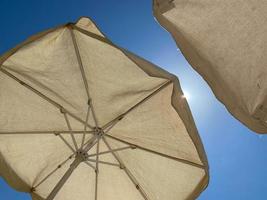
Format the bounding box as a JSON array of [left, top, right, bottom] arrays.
[[183, 91, 190, 100]]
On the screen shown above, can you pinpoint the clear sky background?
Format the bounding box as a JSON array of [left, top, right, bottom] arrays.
[[0, 0, 267, 199]]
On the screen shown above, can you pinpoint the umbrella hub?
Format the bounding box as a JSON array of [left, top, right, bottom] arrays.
[[76, 149, 89, 161], [93, 126, 104, 136]]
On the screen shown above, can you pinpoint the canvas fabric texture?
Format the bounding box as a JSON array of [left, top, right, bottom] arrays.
[[0, 17, 208, 200], [154, 0, 267, 133]]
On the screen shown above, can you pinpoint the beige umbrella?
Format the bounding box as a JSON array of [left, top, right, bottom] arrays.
[[153, 0, 267, 133], [0, 17, 208, 200]]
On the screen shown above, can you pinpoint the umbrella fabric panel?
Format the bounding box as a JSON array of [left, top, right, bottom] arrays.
[[0, 72, 68, 132], [109, 83, 203, 165], [123, 51, 209, 167], [0, 134, 74, 197], [76, 17, 104, 37], [106, 137, 206, 200], [153, 0, 267, 133], [96, 140, 144, 200], [74, 29, 167, 127], [2, 27, 89, 122]]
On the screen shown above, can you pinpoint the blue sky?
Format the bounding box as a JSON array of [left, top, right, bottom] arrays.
[[0, 0, 267, 199]]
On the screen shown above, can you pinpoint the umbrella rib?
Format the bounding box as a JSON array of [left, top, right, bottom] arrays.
[[0, 67, 93, 130], [94, 138, 100, 200], [0, 130, 94, 135], [33, 137, 99, 191], [87, 146, 134, 157], [33, 154, 75, 189], [55, 133, 76, 153], [62, 111, 78, 151], [83, 136, 98, 149], [69, 27, 99, 127], [72, 25, 115, 49], [105, 134, 205, 169], [102, 137, 150, 200], [84, 161, 96, 170], [46, 157, 82, 200], [45, 136, 103, 200], [81, 105, 91, 148], [87, 159, 121, 168], [69, 27, 90, 101], [45, 136, 101, 200], [102, 118, 121, 135], [102, 80, 172, 130]]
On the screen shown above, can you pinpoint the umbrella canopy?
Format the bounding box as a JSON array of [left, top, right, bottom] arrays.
[[153, 0, 267, 133], [0, 17, 208, 200]]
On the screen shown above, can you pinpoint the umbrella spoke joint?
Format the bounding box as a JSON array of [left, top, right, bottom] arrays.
[[30, 187, 36, 193], [87, 98, 92, 105], [59, 107, 66, 114]]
